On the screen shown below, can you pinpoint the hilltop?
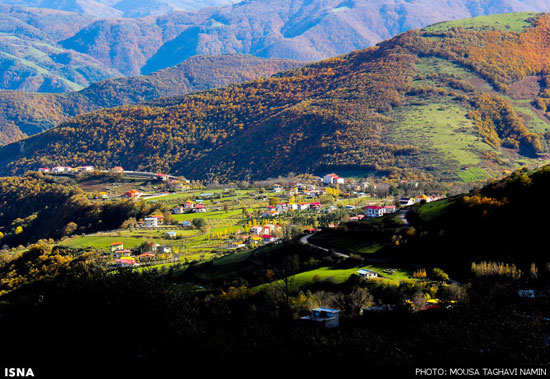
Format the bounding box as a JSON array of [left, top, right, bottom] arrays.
[[0, 0, 240, 18], [0, 55, 302, 144], [4, 13, 550, 182], [59, 0, 550, 76], [4, 1, 550, 89]]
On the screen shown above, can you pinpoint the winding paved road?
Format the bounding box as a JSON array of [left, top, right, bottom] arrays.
[[300, 233, 349, 258]]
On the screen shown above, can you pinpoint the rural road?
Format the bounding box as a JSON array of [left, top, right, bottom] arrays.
[[299, 226, 462, 285], [300, 233, 350, 259], [396, 210, 410, 226]]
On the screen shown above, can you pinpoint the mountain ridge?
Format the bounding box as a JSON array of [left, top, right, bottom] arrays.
[[4, 1, 550, 89], [0, 54, 303, 144], [3, 13, 550, 182], [58, 1, 550, 76]]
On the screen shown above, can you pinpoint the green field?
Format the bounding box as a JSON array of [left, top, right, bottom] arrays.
[[457, 167, 492, 183], [59, 187, 284, 264], [415, 56, 477, 79], [60, 229, 200, 252], [259, 264, 414, 293], [424, 12, 538, 33], [390, 100, 490, 168]]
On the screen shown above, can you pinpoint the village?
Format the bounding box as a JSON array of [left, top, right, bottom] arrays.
[[54, 167, 442, 272]]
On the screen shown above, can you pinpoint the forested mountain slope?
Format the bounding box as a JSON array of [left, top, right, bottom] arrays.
[[3, 13, 550, 182], [0, 55, 302, 144], [0, 5, 120, 92], [60, 0, 550, 76], [0, 0, 240, 18], [4, 1, 550, 89]]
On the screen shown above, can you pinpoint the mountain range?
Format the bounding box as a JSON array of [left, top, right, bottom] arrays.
[[4, 0, 550, 91], [0, 0, 240, 18], [0, 54, 302, 144], [0, 5, 119, 92], [3, 12, 550, 183], [59, 0, 550, 76]]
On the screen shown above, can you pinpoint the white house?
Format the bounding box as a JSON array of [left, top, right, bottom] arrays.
[[157, 245, 172, 254], [80, 165, 94, 172], [364, 205, 384, 218], [323, 174, 344, 185], [356, 269, 379, 279], [113, 249, 132, 259], [192, 204, 206, 213], [399, 198, 415, 206], [262, 224, 276, 235], [52, 166, 70, 173], [298, 203, 310, 211], [383, 205, 396, 214], [144, 217, 158, 228]]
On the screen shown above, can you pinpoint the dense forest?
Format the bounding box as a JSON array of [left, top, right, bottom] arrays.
[[0, 55, 302, 145], [4, 13, 550, 182], [0, 173, 164, 247]]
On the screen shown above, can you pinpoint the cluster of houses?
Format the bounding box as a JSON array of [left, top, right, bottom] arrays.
[[250, 223, 281, 245], [224, 223, 283, 250], [38, 166, 188, 190], [109, 241, 174, 267], [263, 201, 320, 217], [39, 165, 94, 174], [170, 201, 207, 214]]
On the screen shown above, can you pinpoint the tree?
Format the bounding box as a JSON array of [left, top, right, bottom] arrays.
[[64, 222, 78, 236], [121, 217, 137, 229], [431, 267, 449, 282], [192, 218, 207, 231], [333, 286, 374, 318]]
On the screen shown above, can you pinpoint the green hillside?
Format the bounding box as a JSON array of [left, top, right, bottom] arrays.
[[424, 12, 539, 33], [3, 13, 550, 183], [0, 55, 303, 144]]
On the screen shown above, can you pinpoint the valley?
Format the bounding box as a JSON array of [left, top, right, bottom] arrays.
[[1, 7, 550, 377]]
